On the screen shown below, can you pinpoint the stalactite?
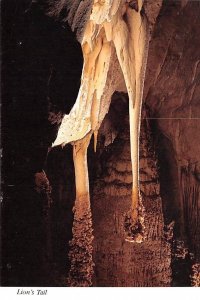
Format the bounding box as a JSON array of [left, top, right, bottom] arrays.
[[52, 0, 150, 285], [110, 0, 149, 242], [53, 0, 149, 240]]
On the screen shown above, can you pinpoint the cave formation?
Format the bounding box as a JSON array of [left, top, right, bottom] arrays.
[[2, 0, 200, 287], [53, 0, 149, 286]]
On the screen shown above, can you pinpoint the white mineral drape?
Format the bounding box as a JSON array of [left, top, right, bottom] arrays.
[[53, 0, 149, 247]]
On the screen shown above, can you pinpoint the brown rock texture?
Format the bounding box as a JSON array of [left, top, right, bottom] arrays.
[[144, 0, 200, 281], [191, 263, 200, 287], [92, 107, 172, 286], [67, 201, 94, 287]]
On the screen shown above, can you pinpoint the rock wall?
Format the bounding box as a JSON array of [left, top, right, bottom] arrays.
[[144, 0, 200, 276]]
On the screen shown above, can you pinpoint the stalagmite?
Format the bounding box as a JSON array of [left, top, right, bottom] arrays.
[[67, 133, 94, 286], [52, 0, 150, 285]]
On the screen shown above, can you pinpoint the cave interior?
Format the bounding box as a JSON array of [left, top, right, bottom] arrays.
[[1, 0, 200, 287]]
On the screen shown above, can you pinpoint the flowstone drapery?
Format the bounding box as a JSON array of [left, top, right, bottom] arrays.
[[52, 0, 150, 286]]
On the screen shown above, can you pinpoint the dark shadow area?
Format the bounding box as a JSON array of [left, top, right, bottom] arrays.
[[45, 145, 75, 286], [150, 118, 191, 287], [1, 0, 82, 286], [151, 122, 181, 227]]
